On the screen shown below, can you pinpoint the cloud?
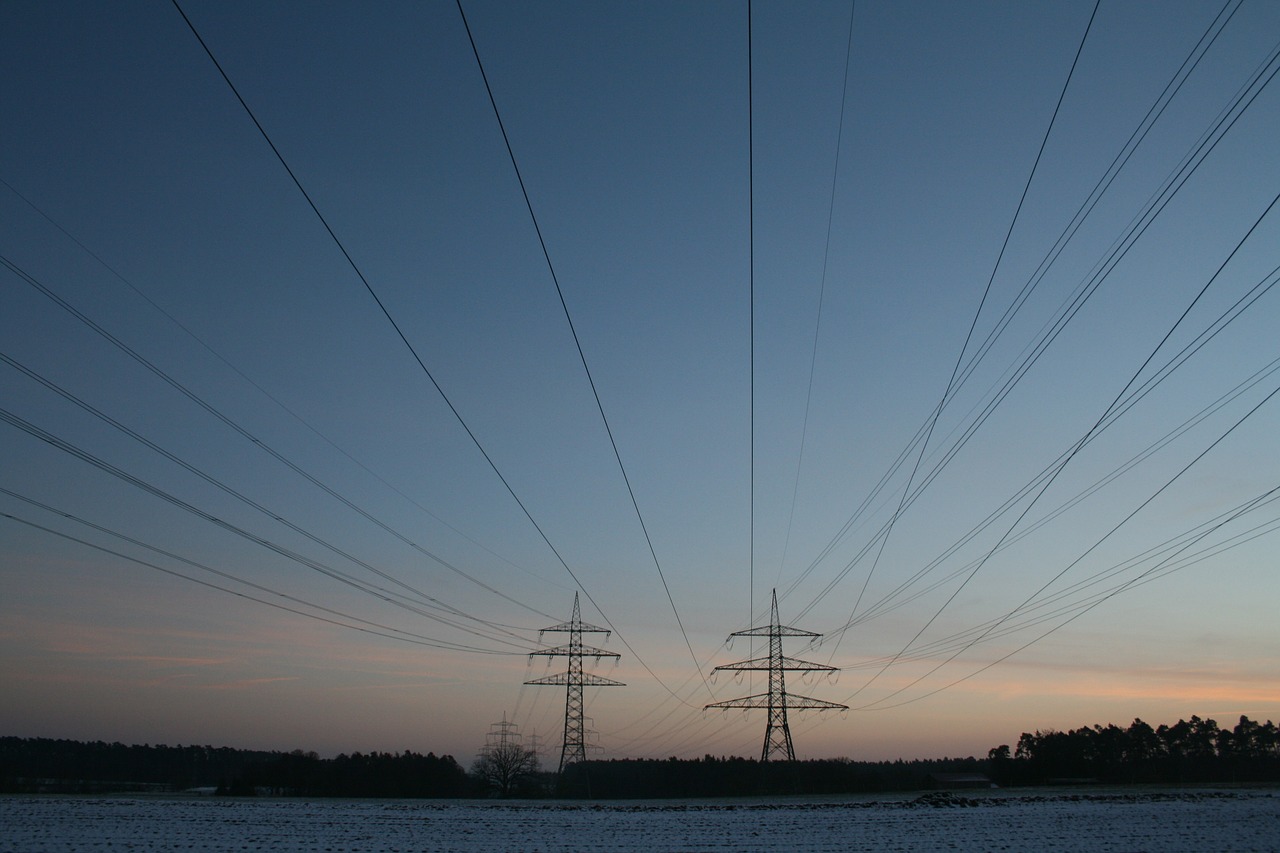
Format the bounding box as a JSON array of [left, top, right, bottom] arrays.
[[196, 676, 301, 691], [118, 655, 236, 667]]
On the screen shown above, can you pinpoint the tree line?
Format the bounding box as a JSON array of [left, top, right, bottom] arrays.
[[4, 715, 1276, 798], [0, 738, 277, 793], [237, 749, 468, 797], [990, 714, 1280, 785], [0, 738, 468, 796]]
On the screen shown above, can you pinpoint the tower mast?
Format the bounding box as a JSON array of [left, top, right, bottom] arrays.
[[525, 592, 624, 772], [706, 589, 847, 761]]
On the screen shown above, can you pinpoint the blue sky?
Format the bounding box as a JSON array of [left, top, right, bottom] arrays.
[[2, 0, 1279, 764]]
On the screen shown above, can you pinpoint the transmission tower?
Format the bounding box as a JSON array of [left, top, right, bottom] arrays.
[[706, 588, 847, 761], [525, 592, 624, 772], [481, 711, 522, 755]]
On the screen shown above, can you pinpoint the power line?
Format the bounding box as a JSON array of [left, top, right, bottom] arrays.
[[0, 489, 520, 655], [794, 30, 1280, 628], [777, 0, 1260, 614], [454, 0, 709, 696], [946, 0, 1245, 402], [0, 404, 532, 651], [777, 0, 857, 587], [825, 0, 1102, 660], [0, 174, 570, 599], [819, 263, 1280, 639], [839, 183, 1280, 702], [855, 465, 1280, 712], [851, 371, 1280, 709], [748, 0, 757, 634], [841, 350, 1280, 642], [595, 7, 1274, 738], [169, 0, 687, 705], [1, 250, 553, 624], [0, 348, 535, 643], [780, 480, 1280, 751]]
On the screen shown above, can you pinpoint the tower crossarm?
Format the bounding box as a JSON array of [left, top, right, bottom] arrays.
[[727, 625, 821, 639], [704, 693, 847, 711], [528, 643, 620, 660], [777, 694, 848, 710], [711, 655, 838, 673], [538, 621, 611, 635], [525, 672, 625, 687], [704, 692, 771, 709]]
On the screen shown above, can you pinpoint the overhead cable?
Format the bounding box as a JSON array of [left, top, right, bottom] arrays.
[[0, 174, 567, 597], [1, 250, 552, 623], [0, 489, 521, 654], [170, 0, 689, 706], [840, 183, 1280, 701], [454, 0, 710, 696]]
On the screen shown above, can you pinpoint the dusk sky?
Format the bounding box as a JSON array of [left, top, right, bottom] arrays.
[[3, 0, 1279, 766]]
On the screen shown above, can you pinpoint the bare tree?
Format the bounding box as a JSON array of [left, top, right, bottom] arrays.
[[471, 740, 539, 797]]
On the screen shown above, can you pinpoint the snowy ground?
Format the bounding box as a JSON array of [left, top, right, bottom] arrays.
[[2, 789, 1278, 852]]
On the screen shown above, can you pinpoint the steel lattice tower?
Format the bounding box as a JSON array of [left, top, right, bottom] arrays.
[[706, 589, 847, 761], [481, 711, 521, 755], [525, 592, 624, 772]]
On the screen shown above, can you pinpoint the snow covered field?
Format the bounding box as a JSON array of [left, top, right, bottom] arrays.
[[2, 790, 1278, 852]]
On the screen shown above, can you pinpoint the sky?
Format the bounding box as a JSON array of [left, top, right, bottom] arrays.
[[2, 0, 1279, 766]]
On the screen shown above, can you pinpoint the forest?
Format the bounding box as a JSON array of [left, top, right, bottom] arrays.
[[0, 738, 277, 793], [0, 738, 467, 797], [2, 714, 1276, 798], [990, 714, 1280, 786]]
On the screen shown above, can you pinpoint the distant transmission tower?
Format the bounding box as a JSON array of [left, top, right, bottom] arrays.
[[481, 711, 522, 754], [526, 592, 624, 772], [706, 589, 847, 761]]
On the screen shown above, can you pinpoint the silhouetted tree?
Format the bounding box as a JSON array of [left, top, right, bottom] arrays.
[[471, 741, 539, 797]]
